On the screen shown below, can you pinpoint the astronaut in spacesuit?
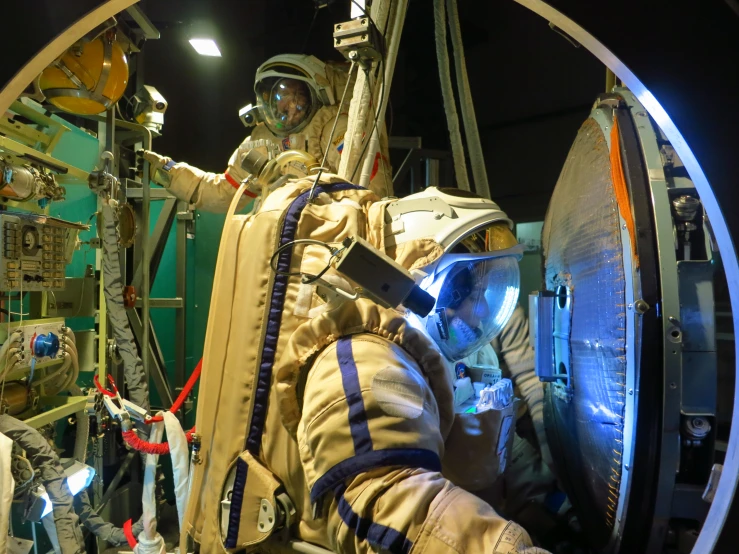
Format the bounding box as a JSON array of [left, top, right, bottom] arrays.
[[178, 178, 554, 553], [140, 53, 392, 212]]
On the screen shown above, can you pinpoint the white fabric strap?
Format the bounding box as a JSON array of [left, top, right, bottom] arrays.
[[162, 412, 190, 532], [142, 419, 165, 541], [0, 431, 15, 554]]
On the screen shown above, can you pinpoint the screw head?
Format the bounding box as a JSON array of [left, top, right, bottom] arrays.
[[634, 299, 650, 314]]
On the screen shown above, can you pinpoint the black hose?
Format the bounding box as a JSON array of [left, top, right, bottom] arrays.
[[74, 490, 143, 546]]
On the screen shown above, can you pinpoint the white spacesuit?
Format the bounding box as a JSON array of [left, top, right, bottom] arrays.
[[141, 54, 392, 212]]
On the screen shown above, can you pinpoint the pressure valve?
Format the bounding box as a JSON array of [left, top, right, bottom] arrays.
[[31, 332, 60, 358]]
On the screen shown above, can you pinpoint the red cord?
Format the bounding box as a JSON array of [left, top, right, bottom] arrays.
[[147, 358, 202, 423], [123, 519, 137, 548], [122, 426, 196, 455], [93, 374, 118, 397], [104, 359, 203, 455]]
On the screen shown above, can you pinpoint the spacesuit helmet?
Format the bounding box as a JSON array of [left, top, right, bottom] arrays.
[[386, 187, 522, 361], [39, 30, 129, 115], [254, 54, 337, 137]]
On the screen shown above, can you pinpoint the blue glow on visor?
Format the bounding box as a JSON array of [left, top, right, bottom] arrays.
[[417, 254, 521, 361]]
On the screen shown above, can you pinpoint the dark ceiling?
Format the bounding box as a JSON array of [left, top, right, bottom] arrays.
[[136, 0, 605, 221]]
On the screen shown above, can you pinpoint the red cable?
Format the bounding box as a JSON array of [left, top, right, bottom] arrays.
[[123, 519, 137, 548], [122, 426, 196, 455], [147, 358, 202, 423], [104, 359, 203, 455], [94, 374, 118, 397]]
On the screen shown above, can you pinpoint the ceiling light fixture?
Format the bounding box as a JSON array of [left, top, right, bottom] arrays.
[[189, 38, 222, 57]]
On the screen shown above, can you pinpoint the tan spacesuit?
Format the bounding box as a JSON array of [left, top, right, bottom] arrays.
[[179, 176, 549, 553], [141, 54, 392, 212]]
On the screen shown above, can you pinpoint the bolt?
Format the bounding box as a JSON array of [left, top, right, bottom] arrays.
[[622, 223, 627, 230], [670, 382, 677, 389], [628, 389, 633, 395], [634, 299, 649, 314], [636, 111, 647, 117], [348, 50, 360, 61], [627, 303, 633, 310]]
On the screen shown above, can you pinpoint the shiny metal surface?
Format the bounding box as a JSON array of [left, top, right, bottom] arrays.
[[542, 115, 628, 547]]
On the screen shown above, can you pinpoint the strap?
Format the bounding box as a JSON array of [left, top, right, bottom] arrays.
[[224, 171, 257, 198]]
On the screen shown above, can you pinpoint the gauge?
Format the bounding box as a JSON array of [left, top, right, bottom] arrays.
[[20, 225, 39, 256]]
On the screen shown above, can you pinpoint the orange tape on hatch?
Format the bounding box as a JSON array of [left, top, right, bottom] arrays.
[[610, 117, 639, 268]]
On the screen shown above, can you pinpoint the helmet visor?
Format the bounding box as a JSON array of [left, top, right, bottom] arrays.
[[256, 77, 315, 136], [419, 253, 520, 361]]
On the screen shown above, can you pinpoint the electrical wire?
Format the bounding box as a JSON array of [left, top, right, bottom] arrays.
[[308, 61, 357, 202], [269, 239, 338, 278], [301, 7, 320, 53]]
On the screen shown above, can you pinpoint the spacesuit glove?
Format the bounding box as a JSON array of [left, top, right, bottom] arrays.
[[136, 149, 172, 187]]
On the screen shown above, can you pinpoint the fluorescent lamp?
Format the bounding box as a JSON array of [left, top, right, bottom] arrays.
[[189, 38, 221, 57], [40, 462, 96, 518]]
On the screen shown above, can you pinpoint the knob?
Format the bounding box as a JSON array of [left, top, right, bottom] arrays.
[[31, 332, 60, 358]]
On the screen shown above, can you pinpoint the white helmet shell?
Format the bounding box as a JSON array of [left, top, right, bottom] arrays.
[[383, 187, 515, 273]]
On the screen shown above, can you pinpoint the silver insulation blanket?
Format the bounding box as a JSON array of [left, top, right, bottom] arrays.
[[101, 203, 150, 431], [542, 117, 627, 546]]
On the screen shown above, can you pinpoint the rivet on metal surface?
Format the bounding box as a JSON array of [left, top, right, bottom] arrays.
[[670, 382, 677, 389], [634, 299, 650, 314], [628, 389, 633, 395], [627, 303, 633, 310]]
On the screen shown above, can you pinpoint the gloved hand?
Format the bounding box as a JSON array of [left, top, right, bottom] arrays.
[[136, 150, 172, 186]]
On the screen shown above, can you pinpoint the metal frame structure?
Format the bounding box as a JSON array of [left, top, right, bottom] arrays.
[[389, 137, 455, 193], [124, 178, 190, 409]]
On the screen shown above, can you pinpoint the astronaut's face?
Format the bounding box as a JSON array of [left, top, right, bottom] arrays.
[[271, 79, 311, 131], [453, 285, 491, 330]]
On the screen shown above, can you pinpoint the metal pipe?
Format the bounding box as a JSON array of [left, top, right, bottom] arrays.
[[112, 118, 154, 387], [175, 200, 187, 419], [606, 68, 617, 92], [141, 128, 152, 385], [94, 451, 135, 513]]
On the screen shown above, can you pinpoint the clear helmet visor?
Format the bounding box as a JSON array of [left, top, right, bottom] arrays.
[[419, 253, 520, 361], [255, 76, 315, 136]]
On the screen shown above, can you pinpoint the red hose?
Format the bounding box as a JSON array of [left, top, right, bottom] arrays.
[[122, 426, 196, 455], [147, 359, 203, 423], [111, 359, 203, 455]]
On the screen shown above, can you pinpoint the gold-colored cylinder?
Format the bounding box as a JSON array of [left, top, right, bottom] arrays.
[[1, 382, 30, 416]]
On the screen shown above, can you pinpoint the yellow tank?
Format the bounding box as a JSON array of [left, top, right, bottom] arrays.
[[39, 32, 129, 115]]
